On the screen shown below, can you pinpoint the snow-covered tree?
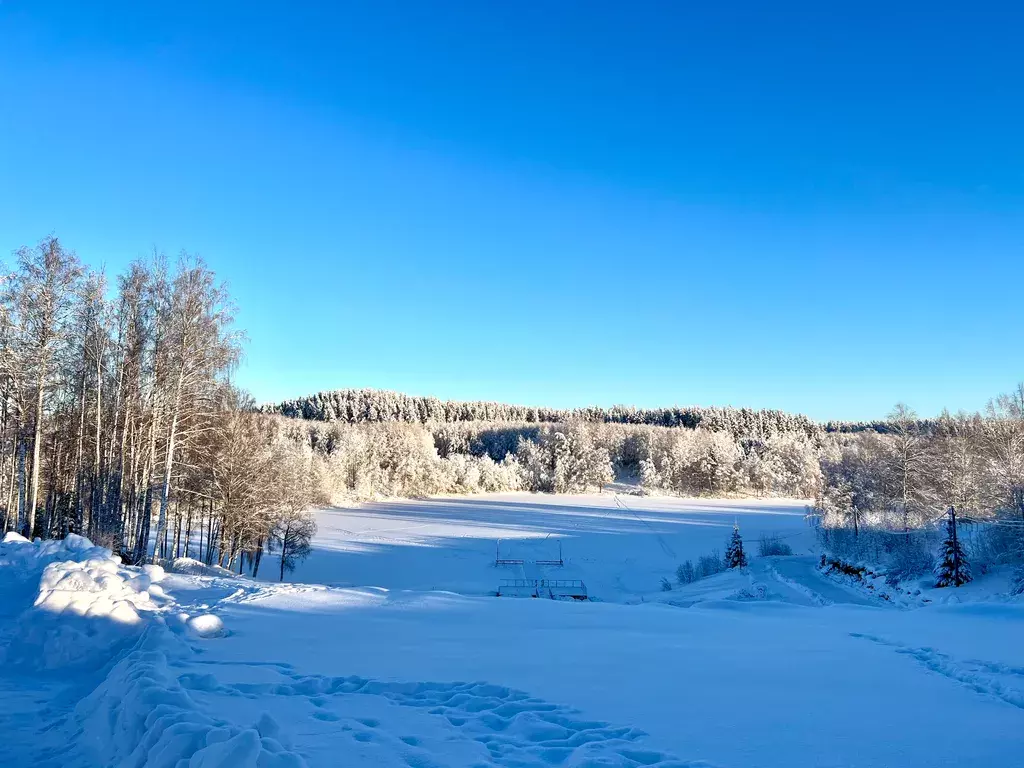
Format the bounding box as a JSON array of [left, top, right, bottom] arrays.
[[724, 525, 748, 569], [934, 508, 972, 588]]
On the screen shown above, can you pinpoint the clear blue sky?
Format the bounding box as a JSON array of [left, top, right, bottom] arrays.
[[2, 2, 1022, 422]]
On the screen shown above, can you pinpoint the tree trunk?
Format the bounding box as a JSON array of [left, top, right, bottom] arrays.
[[17, 436, 27, 535], [27, 381, 45, 537], [280, 522, 291, 581], [92, 352, 103, 534], [74, 365, 88, 533], [153, 363, 185, 563]]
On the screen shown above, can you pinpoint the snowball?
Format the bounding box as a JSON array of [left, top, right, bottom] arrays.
[[142, 563, 166, 583], [188, 614, 225, 638]]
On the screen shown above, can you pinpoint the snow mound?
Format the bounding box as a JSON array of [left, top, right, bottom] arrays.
[[74, 626, 306, 767], [0, 530, 113, 573], [169, 556, 238, 578], [1, 533, 162, 670]]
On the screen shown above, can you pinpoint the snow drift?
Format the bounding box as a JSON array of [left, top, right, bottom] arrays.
[[0, 532, 307, 767]]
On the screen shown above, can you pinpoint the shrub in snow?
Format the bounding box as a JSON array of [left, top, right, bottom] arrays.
[[660, 577, 673, 592], [676, 552, 727, 583], [725, 525, 748, 569], [757, 534, 793, 557], [885, 538, 934, 587], [676, 561, 696, 585], [821, 557, 867, 580], [735, 582, 769, 600], [697, 551, 724, 579], [1010, 566, 1024, 596], [934, 510, 972, 588]]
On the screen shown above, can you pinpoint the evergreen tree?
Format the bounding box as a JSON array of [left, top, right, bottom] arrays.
[[934, 507, 972, 587], [725, 525, 748, 568]]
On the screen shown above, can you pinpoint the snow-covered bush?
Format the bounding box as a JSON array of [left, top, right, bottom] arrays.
[[884, 537, 934, 586], [970, 521, 1024, 569], [1011, 565, 1024, 596], [735, 582, 769, 600], [676, 561, 696, 585], [674, 550, 727, 585], [660, 577, 673, 592], [758, 534, 794, 557], [697, 551, 725, 579]]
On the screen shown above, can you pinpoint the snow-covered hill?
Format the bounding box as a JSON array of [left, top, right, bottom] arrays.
[[1, 494, 1022, 767]]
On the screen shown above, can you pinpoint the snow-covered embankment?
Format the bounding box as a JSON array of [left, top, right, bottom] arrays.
[[0, 531, 306, 767]]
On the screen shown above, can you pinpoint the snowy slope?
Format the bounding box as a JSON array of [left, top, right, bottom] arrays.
[[2, 495, 1023, 768]]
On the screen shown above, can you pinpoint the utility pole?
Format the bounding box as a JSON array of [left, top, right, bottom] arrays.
[[949, 506, 960, 580]]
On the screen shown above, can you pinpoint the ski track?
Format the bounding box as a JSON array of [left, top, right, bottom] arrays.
[[178, 658, 702, 767], [850, 632, 1024, 711]]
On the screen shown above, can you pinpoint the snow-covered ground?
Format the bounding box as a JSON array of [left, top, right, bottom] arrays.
[[1, 494, 1023, 767], [264, 492, 816, 601]]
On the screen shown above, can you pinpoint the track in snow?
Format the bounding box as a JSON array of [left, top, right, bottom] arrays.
[[761, 556, 877, 607], [178, 658, 706, 767], [850, 633, 1024, 711]]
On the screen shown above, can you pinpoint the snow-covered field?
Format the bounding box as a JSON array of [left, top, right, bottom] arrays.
[[267, 492, 816, 600], [2, 493, 1023, 767]]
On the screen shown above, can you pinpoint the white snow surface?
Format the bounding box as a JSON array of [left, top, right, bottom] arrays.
[[1, 493, 1022, 767]]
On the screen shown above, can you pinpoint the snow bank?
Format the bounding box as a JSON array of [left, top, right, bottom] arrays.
[[1, 533, 307, 765], [0, 531, 111, 573], [74, 625, 306, 768], [0, 532, 167, 669]]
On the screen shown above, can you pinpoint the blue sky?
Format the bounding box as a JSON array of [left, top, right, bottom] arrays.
[[1, 2, 1022, 422]]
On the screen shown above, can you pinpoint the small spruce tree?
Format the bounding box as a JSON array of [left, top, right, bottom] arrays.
[[725, 525, 748, 569], [934, 508, 972, 588]]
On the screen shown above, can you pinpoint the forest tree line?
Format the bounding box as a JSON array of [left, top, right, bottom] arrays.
[[265, 387, 821, 438]]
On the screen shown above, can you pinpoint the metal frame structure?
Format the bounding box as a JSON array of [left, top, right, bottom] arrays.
[[496, 578, 587, 600]]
